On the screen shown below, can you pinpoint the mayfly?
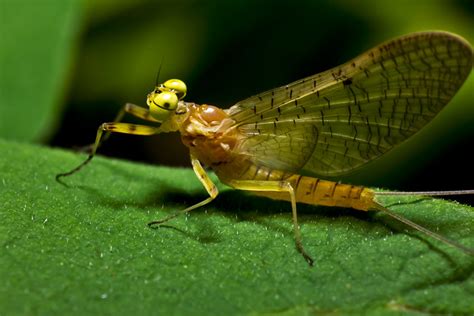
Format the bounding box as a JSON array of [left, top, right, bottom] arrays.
[[57, 31, 474, 265]]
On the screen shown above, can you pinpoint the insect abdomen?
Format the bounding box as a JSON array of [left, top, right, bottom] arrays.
[[290, 175, 375, 211], [246, 167, 376, 211]]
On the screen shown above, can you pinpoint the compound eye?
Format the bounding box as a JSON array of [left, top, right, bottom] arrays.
[[153, 91, 179, 110], [163, 79, 187, 100]]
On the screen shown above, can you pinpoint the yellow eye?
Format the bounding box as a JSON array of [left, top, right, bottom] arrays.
[[163, 79, 187, 100], [147, 91, 179, 121], [153, 91, 179, 110]]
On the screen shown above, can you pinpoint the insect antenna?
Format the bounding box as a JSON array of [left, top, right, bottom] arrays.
[[155, 57, 165, 87], [371, 202, 474, 256]]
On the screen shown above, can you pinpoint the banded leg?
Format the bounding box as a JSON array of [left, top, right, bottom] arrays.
[[222, 178, 314, 266], [56, 123, 159, 180], [78, 103, 160, 152], [148, 154, 219, 225], [101, 103, 160, 144]]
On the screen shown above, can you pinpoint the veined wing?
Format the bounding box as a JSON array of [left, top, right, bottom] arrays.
[[227, 31, 473, 176]]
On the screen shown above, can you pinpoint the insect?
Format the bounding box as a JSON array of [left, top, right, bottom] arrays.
[[57, 31, 473, 265]]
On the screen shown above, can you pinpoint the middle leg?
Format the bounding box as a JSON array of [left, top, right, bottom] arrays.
[[148, 154, 219, 226]]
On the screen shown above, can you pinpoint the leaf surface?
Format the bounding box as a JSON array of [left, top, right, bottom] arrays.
[[0, 139, 473, 315]]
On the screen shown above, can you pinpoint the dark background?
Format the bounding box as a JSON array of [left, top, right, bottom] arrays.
[[49, 0, 474, 204]]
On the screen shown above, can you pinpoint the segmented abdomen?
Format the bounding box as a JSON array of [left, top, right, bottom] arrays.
[[289, 175, 375, 211], [223, 161, 375, 211]]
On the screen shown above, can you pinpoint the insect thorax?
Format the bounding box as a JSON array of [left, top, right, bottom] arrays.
[[179, 104, 242, 167]]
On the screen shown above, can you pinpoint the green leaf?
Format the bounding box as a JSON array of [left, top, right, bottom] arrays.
[[0, 0, 82, 142], [1, 138, 473, 315]]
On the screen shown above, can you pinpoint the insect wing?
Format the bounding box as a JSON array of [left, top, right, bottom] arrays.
[[228, 32, 473, 176]]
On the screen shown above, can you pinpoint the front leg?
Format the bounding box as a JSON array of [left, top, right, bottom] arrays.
[[79, 103, 160, 153], [100, 103, 160, 145], [56, 123, 160, 181]]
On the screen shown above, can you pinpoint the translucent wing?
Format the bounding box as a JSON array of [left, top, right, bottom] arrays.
[[227, 31, 473, 176]]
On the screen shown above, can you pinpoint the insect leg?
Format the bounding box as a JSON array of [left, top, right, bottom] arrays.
[[78, 103, 160, 153], [118, 103, 160, 122], [222, 178, 314, 266], [148, 155, 219, 226], [101, 103, 160, 143], [56, 123, 159, 181]]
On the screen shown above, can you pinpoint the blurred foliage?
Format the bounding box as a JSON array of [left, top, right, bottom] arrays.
[[1, 138, 474, 315], [0, 0, 82, 141], [1, 0, 473, 196]]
